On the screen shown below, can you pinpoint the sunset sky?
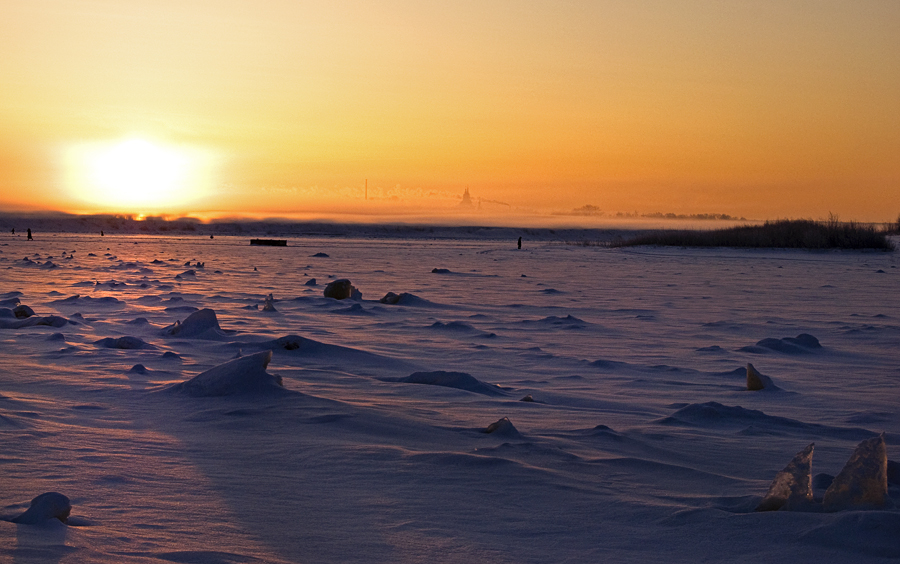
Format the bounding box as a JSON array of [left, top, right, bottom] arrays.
[[1, 1, 898, 222]]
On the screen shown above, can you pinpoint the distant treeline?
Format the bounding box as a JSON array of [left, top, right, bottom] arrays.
[[612, 219, 896, 250], [0, 212, 623, 242]]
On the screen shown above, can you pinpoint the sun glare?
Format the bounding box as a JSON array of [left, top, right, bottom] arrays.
[[64, 138, 217, 212]]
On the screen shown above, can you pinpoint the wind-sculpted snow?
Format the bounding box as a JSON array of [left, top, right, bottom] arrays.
[[395, 371, 508, 396], [1, 234, 898, 563], [162, 308, 233, 340], [165, 351, 287, 397], [237, 334, 396, 366], [658, 402, 877, 440]]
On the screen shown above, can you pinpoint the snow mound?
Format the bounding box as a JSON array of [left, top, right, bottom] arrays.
[[429, 321, 477, 332], [756, 443, 814, 511], [0, 314, 72, 329], [11, 492, 71, 525], [166, 350, 286, 397], [379, 292, 401, 304], [740, 333, 822, 354], [52, 295, 122, 306], [304, 278, 317, 286], [397, 371, 507, 396], [162, 308, 232, 340], [262, 293, 277, 312], [656, 402, 871, 440], [377, 292, 444, 308], [323, 279, 361, 300], [482, 417, 521, 438], [239, 334, 391, 364], [95, 336, 154, 349], [823, 434, 889, 511], [521, 315, 588, 327]]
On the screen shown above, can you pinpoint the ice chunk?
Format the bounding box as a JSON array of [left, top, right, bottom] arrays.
[[756, 443, 814, 511], [262, 293, 277, 312], [746, 363, 773, 391], [823, 434, 888, 511], [166, 350, 285, 397], [11, 492, 71, 525]]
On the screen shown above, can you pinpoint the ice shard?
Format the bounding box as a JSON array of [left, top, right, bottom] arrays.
[[822, 434, 888, 511], [756, 443, 814, 511]]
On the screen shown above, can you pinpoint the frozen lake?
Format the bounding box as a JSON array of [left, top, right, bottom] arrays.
[[1, 233, 898, 563]]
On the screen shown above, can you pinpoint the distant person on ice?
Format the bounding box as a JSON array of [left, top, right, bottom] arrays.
[[27, 228, 32, 240], [10, 228, 14, 235], [517, 236, 522, 250]]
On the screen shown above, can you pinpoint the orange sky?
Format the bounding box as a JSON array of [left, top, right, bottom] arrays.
[[1, 1, 898, 222]]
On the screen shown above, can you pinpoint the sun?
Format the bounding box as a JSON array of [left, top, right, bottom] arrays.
[[64, 137, 217, 212]]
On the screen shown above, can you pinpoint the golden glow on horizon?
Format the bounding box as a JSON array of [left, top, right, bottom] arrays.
[[63, 138, 218, 212], [1, 2, 899, 221]]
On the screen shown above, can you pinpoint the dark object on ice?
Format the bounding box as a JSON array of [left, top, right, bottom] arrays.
[[210, 235, 214, 239], [250, 239, 287, 246], [517, 236, 522, 249], [398, 371, 506, 396], [304, 278, 317, 286], [13, 304, 35, 319], [324, 279, 360, 300], [12, 492, 71, 524], [311, 252, 329, 258], [431, 268, 451, 273], [380, 292, 401, 304], [101, 230, 104, 236], [520, 394, 534, 402], [27, 228, 32, 240]]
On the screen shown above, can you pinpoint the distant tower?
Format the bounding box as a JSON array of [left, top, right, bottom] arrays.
[[460, 187, 473, 208]]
